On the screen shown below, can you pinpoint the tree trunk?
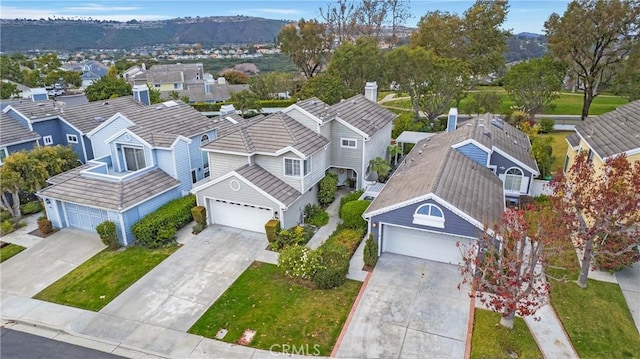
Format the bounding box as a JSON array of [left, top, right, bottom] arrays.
[[577, 237, 593, 288], [500, 311, 515, 329], [0, 190, 21, 219], [581, 88, 595, 121]]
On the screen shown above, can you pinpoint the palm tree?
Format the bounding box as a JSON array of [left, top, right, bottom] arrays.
[[369, 157, 391, 182]]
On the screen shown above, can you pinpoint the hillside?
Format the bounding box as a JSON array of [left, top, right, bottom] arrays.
[[0, 16, 290, 52]]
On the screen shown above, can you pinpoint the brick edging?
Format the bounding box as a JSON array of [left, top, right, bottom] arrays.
[[464, 290, 476, 359], [330, 271, 372, 358]]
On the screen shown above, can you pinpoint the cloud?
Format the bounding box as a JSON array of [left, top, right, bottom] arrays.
[[63, 4, 142, 12], [0, 6, 170, 21], [254, 8, 304, 15]]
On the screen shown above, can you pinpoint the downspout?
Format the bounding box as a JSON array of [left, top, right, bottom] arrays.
[[118, 211, 128, 246]]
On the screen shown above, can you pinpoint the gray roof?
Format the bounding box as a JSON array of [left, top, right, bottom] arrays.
[[147, 63, 203, 84], [39, 167, 180, 211], [574, 100, 640, 158], [0, 112, 40, 147], [204, 112, 329, 156], [330, 94, 396, 137], [365, 132, 505, 227], [235, 164, 301, 206], [566, 132, 580, 148], [295, 97, 333, 121]]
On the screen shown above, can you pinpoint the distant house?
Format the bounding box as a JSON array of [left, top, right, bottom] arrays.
[[64, 60, 110, 87], [146, 63, 204, 91], [564, 99, 640, 174]]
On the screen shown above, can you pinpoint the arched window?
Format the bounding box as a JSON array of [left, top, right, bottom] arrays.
[[504, 167, 523, 192], [200, 134, 210, 146], [413, 203, 445, 228]]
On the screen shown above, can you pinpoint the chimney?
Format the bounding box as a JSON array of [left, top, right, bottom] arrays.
[[30, 88, 49, 102], [364, 81, 378, 103], [141, 63, 146, 71], [220, 104, 236, 115], [133, 84, 150, 106], [447, 108, 458, 132]]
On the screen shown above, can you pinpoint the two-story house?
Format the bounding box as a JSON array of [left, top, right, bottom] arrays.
[[363, 114, 539, 264], [0, 112, 41, 165], [192, 83, 396, 233], [147, 63, 204, 92], [37, 92, 241, 245]]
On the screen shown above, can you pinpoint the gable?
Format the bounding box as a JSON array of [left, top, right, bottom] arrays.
[[284, 107, 320, 133], [89, 115, 135, 158], [195, 174, 280, 210], [454, 142, 489, 166]]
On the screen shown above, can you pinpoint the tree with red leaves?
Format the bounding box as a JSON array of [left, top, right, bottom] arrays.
[[459, 206, 566, 329], [549, 152, 640, 288]]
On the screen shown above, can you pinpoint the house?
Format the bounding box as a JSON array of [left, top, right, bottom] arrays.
[[564, 99, 640, 174], [192, 82, 396, 233], [147, 63, 204, 91], [37, 91, 242, 245], [63, 60, 110, 87], [363, 114, 540, 264], [0, 112, 41, 165]]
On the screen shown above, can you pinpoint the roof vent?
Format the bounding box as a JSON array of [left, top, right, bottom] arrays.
[[94, 116, 103, 122], [38, 103, 45, 107], [103, 101, 109, 105], [351, 99, 357, 104], [155, 105, 163, 110]]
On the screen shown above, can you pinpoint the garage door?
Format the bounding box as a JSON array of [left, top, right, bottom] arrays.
[[66, 203, 109, 232], [382, 224, 472, 264], [209, 199, 273, 233]]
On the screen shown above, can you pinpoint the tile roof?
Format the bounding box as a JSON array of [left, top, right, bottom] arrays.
[[235, 164, 301, 206], [566, 132, 580, 148], [574, 100, 640, 158], [147, 63, 203, 84], [0, 112, 40, 147], [295, 97, 333, 121], [39, 167, 180, 211], [330, 94, 397, 136], [204, 112, 329, 156], [365, 132, 504, 227]]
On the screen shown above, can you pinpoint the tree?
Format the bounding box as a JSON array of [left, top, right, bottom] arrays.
[[544, 0, 640, 120], [326, 37, 383, 95], [277, 19, 333, 78], [149, 87, 162, 104], [419, 57, 470, 122], [353, 0, 389, 40], [0, 81, 19, 99], [611, 42, 640, 101], [223, 70, 250, 84], [474, 92, 502, 114], [85, 76, 132, 101], [0, 55, 24, 83], [250, 72, 298, 100], [35, 53, 61, 74], [230, 90, 261, 116], [549, 152, 640, 288], [410, 11, 464, 59], [385, 46, 435, 120], [319, 0, 357, 45], [168, 90, 180, 100], [387, 143, 403, 166], [386, 0, 411, 47], [369, 157, 391, 181], [504, 57, 566, 120], [459, 207, 565, 329], [298, 73, 350, 105]]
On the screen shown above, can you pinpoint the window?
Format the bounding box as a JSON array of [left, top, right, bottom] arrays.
[[413, 203, 445, 228], [154, 84, 161, 88], [563, 155, 570, 173], [0, 148, 7, 165], [43, 135, 53, 146], [200, 134, 210, 146], [123, 146, 146, 171], [202, 151, 210, 177], [304, 158, 311, 176], [284, 158, 301, 176], [341, 138, 357, 148], [587, 148, 594, 162], [173, 83, 181, 89], [504, 167, 524, 192], [191, 169, 197, 183], [66, 134, 78, 143]]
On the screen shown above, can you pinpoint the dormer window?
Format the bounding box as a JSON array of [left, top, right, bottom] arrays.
[[201, 134, 210, 146], [123, 146, 146, 172], [413, 203, 445, 228]]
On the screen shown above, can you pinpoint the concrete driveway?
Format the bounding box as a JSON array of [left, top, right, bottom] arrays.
[[616, 262, 640, 334], [335, 254, 471, 359], [0, 229, 105, 297], [100, 225, 266, 332]]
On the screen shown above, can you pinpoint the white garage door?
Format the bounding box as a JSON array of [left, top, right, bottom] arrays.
[[66, 203, 109, 232], [382, 224, 472, 264], [209, 199, 273, 233]]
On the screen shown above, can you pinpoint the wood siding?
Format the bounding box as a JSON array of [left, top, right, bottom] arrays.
[[208, 152, 248, 179], [455, 142, 488, 166]]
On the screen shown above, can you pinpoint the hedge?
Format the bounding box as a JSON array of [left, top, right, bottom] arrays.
[[318, 173, 338, 206], [190, 99, 296, 113], [20, 200, 43, 216], [265, 219, 281, 244], [96, 220, 119, 249], [191, 206, 207, 226], [313, 246, 349, 289], [340, 200, 371, 230], [339, 190, 364, 212], [132, 194, 196, 248]]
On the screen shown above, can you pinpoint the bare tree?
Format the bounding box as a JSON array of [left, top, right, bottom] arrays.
[[319, 0, 356, 45], [354, 0, 390, 41], [385, 0, 411, 47]]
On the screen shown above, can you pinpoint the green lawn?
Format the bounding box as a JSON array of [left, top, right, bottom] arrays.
[[189, 262, 362, 356], [539, 131, 572, 174], [471, 309, 542, 359], [34, 246, 178, 311], [0, 243, 26, 263]]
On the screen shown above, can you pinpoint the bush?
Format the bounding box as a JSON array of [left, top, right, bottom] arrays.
[[192, 222, 205, 234], [265, 219, 281, 244], [191, 206, 207, 226], [304, 204, 329, 227], [340, 190, 364, 212], [341, 200, 371, 230], [20, 200, 43, 216], [1, 210, 13, 222], [132, 194, 196, 248], [323, 227, 366, 256], [0, 220, 14, 235], [96, 221, 119, 249], [38, 218, 53, 234], [313, 246, 349, 289], [538, 118, 555, 134], [363, 234, 379, 267], [318, 173, 338, 206], [278, 245, 323, 280], [271, 225, 307, 251]]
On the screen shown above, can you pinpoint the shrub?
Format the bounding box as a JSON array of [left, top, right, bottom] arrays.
[[132, 194, 196, 248], [191, 206, 207, 226], [1, 210, 13, 222], [96, 221, 119, 249], [38, 218, 53, 234], [341, 200, 371, 230], [538, 118, 555, 134], [318, 173, 338, 206], [304, 204, 329, 227], [363, 234, 379, 267], [271, 225, 307, 251], [265, 219, 281, 244], [192, 222, 205, 234], [323, 227, 366, 256], [313, 246, 350, 289], [340, 190, 364, 212], [0, 220, 14, 235], [20, 200, 43, 216], [278, 245, 323, 280]]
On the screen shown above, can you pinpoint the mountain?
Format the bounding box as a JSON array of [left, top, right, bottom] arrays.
[[505, 33, 548, 63], [515, 32, 545, 39], [0, 16, 291, 52]]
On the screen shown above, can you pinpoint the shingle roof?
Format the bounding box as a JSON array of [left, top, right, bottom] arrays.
[[0, 112, 40, 147], [235, 164, 301, 206], [566, 132, 580, 148], [365, 132, 504, 227], [330, 94, 396, 136], [147, 63, 203, 84], [574, 100, 640, 158], [295, 97, 333, 121], [204, 112, 329, 156], [39, 167, 180, 211]]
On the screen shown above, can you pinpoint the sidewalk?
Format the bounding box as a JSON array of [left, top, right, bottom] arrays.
[[524, 304, 579, 359], [0, 213, 44, 248], [306, 191, 345, 250]]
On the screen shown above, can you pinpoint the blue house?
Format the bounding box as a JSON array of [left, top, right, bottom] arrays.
[[38, 93, 241, 245], [363, 114, 539, 264], [0, 112, 41, 164]]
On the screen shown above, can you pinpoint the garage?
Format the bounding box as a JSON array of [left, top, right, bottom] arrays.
[[66, 203, 110, 232], [382, 224, 472, 264], [208, 199, 273, 233]]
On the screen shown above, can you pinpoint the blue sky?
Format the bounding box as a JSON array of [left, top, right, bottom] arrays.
[[0, 1, 571, 34]]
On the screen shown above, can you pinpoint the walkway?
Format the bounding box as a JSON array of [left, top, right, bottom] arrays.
[[524, 305, 579, 359]]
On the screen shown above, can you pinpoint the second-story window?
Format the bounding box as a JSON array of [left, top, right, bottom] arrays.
[[43, 135, 53, 146], [304, 158, 311, 176], [341, 138, 357, 148], [284, 158, 301, 176], [66, 134, 78, 143], [123, 146, 146, 172]]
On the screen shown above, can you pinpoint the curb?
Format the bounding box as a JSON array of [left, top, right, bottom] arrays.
[[464, 290, 476, 359], [330, 270, 372, 358]]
